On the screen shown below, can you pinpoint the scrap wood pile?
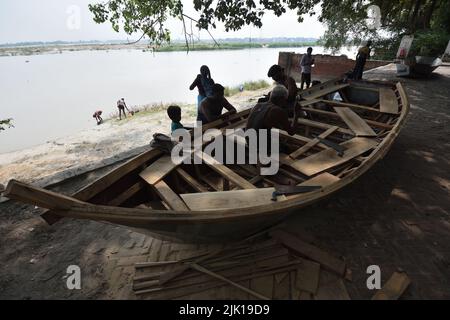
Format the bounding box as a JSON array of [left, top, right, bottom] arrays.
[[132, 230, 411, 300], [132, 230, 341, 300]]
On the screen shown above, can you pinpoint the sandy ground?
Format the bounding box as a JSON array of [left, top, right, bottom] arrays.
[[0, 89, 265, 192], [0, 64, 449, 299]]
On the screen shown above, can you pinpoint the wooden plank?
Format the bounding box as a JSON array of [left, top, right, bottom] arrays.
[[108, 181, 146, 207], [180, 188, 286, 211], [296, 118, 354, 136], [139, 156, 181, 185], [319, 99, 379, 112], [290, 137, 378, 176], [303, 83, 349, 100], [283, 172, 340, 200], [153, 181, 189, 211], [270, 230, 347, 276], [371, 272, 411, 300], [334, 107, 377, 137], [379, 87, 399, 114], [314, 271, 351, 300], [199, 152, 256, 190], [175, 168, 208, 193], [290, 126, 339, 159], [295, 259, 321, 294]]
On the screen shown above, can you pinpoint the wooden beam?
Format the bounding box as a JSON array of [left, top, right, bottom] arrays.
[[270, 230, 346, 276], [334, 107, 377, 137], [289, 137, 378, 176], [371, 272, 411, 300], [319, 99, 379, 112], [302, 107, 394, 130], [140, 155, 183, 186], [199, 152, 256, 190], [302, 83, 350, 100], [4, 179, 86, 210], [290, 126, 339, 159], [297, 118, 354, 136], [379, 87, 399, 114], [108, 181, 146, 207], [152, 180, 189, 211], [175, 168, 208, 193]]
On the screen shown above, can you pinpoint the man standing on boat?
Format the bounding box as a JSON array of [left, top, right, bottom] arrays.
[[352, 40, 372, 80], [300, 47, 315, 90]]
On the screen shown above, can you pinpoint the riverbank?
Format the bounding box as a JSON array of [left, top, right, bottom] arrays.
[[0, 41, 318, 57], [0, 87, 268, 190]]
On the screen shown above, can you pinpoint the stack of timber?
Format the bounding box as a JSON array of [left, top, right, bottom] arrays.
[[131, 230, 353, 300], [2, 78, 410, 243]]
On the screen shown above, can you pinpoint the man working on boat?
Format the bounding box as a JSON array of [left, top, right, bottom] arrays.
[[300, 47, 315, 90], [352, 40, 372, 80], [246, 85, 299, 136], [267, 64, 298, 109], [199, 84, 237, 124]]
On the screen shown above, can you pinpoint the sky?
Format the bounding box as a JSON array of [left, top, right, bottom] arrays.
[[0, 0, 326, 44]]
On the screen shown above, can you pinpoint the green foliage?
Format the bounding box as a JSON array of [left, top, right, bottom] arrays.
[[153, 41, 317, 52], [410, 29, 450, 56], [224, 80, 270, 97], [0, 118, 13, 131], [89, 0, 450, 59]]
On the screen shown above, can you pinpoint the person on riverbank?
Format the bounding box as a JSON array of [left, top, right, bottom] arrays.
[[352, 40, 372, 80], [200, 84, 237, 124], [300, 47, 315, 90], [190, 65, 215, 121], [167, 105, 192, 133], [267, 64, 298, 108], [92, 110, 103, 125], [117, 98, 131, 120]]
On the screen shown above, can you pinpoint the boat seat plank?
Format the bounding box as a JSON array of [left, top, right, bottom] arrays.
[[153, 180, 189, 211], [198, 152, 257, 190], [290, 138, 378, 176], [333, 107, 377, 137], [180, 188, 287, 211], [379, 88, 399, 114], [290, 126, 339, 159], [319, 99, 379, 113], [303, 83, 349, 100], [296, 118, 354, 136], [139, 155, 181, 186]]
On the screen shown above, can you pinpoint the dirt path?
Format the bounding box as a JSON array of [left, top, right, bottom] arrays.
[[0, 65, 449, 299]]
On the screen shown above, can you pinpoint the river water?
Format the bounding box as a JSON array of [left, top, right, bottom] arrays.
[[0, 46, 355, 153]]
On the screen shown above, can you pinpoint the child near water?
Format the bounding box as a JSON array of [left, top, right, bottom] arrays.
[[93, 110, 103, 125]]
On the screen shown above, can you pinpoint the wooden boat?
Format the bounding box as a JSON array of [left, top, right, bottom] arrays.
[[3, 78, 410, 243]]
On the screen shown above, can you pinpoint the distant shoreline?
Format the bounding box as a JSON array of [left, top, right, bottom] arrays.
[[0, 41, 319, 57]]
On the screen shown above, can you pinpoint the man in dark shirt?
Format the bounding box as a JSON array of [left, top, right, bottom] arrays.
[[246, 85, 298, 135], [200, 84, 237, 124], [267, 64, 299, 107]]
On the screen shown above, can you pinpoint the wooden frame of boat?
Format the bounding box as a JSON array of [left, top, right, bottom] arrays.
[[4, 78, 410, 243]]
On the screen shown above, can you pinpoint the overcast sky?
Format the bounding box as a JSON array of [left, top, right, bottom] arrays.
[[0, 0, 326, 44]]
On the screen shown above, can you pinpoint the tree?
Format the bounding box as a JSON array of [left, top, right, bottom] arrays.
[[0, 118, 13, 132], [89, 0, 450, 58]]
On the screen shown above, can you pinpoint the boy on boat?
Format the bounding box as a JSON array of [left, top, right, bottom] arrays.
[[199, 84, 237, 124], [92, 110, 103, 125], [167, 105, 192, 133]]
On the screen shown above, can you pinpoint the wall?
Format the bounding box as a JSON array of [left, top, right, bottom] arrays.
[[278, 52, 391, 82]]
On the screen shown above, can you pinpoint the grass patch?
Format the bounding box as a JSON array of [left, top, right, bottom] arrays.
[[224, 80, 271, 97], [153, 41, 318, 52]]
